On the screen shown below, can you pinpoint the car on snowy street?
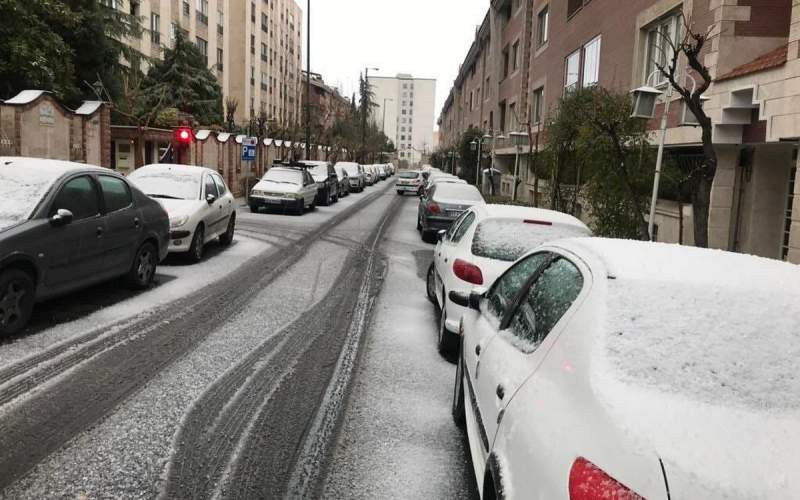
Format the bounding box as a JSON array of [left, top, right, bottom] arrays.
[[333, 164, 350, 198], [421, 174, 467, 198], [364, 165, 377, 186], [395, 170, 423, 195], [450, 238, 800, 500], [426, 205, 590, 355], [417, 182, 484, 243], [304, 161, 339, 206], [0, 157, 169, 336], [338, 162, 366, 193], [128, 164, 236, 262], [376, 164, 388, 181], [249, 165, 319, 215]]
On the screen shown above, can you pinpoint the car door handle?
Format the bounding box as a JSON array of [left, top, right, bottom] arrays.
[[496, 384, 505, 400], [133, 217, 140, 228], [96, 226, 104, 237], [475, 344, 481, 356]]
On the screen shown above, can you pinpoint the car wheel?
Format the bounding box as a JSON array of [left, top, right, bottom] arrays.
[[249, 203, 260, 213], [188, 225, 205, 263], [417, 214, 422, 231], [219, 213, 235, 246], [426, 263, 437, 305], [397, 191, 403, 196], [295, 200, 305, 215], [126, 242, 158, 290], [0, 269, 35, 336], [452, 344, 466, 429], [422, 230, 437, 244], [438, 292, 458, 357]]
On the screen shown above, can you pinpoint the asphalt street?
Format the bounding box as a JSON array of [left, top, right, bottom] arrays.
[[0, 178, 477, 499]]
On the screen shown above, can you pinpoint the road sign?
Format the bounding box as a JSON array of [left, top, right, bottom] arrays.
[[241, 137, 257, 161]]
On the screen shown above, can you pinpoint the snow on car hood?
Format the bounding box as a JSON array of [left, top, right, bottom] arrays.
[[154, 198, 206, 219], [252, 179, 302, 194], [310, 173, 328, 182]]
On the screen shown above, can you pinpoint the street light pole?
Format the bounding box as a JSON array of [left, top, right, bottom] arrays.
[[647, 84, 673, 241], [475, 139, 483, 188], [304, 0, 311, 160]]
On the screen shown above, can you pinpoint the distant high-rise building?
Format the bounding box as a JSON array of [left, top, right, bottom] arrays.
[[369, 74, 436, 166]]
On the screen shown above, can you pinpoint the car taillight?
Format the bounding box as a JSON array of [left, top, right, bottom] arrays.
[[569, 457, 644, 500], [427, 202, 441, 214], [453, 258, 483, 285]]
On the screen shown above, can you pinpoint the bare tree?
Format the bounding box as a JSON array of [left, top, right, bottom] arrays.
[[656, 16, 717, 248], [224, 98, 238, 133], [111, 72, 167, 168]]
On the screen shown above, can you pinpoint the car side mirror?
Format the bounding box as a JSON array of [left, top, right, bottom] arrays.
[[437, 230, 446, 242], [206, 194, 217, 204], [50, 208, 74, 227]]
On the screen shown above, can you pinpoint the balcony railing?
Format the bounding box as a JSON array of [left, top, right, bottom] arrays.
[[197, 12, 208, 24]]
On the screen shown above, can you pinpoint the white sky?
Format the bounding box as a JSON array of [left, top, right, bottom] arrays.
[[302, 0, 488, 130]]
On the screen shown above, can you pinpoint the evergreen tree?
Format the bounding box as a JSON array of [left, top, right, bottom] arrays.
[[146, 31, 223, 125]]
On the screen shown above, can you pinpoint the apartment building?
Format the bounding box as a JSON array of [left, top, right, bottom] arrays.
[[369, 74, 436, 165], [439, 0, 800, 264], [301, 71, 351, 134], [116, 0, 302, 126]]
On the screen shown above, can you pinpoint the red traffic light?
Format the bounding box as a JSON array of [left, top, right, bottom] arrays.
[[174, 127, 193, 144]]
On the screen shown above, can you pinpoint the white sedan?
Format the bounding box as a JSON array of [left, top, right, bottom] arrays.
[[427, 204, 590, 355], [128, 164, 235, 262], [249, 166, 319, 214], [450, 238, 800, 499]]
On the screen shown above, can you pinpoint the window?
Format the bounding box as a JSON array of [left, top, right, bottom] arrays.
[[182, 0, 190, 16], [196, 0, 208, 24], [218, 9, 224, 35], [204, 175, 219, 198], [567, 0, 583, 18], [212, 174, 227, 195], [486, 253, 552, 322], [502, 46, 510, 79], [196, 37, 208, 62], [217, 48, 223, 71], [532, 87, 544, 124], [51, 176, 100, 220], [512, 41, 520, 71], [261, 42, 268, 60], [582, 36, 601, 87], [170, 23, 178, 42], [98, 176, 132, 213], [564, 50, 580, 91], [507, 258, 583, 352], [645, 13, 682, 86], [150, 13, 160, 45], [262, 13, 269, 31], [537, 6, 549, 46], [250, 34, 255, 54], [450, 212, 476, 243]]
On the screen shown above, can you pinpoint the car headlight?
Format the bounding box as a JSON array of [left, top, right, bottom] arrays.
[[170, 215, 190, 228], [251, 189, 264, 196]]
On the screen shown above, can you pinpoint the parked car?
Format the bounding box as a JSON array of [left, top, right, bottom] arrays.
[[427, 205, 591, 355], [450, 238, 800, 499], [395, 170, 423, 196], [364, 165, 377, 186], [0, 157, 169, 336], [338, 162, 365, 192], [249, 165, 319, 214], [417, 183, 484, 243], [333, 164, 350, 198], [376, 164, 388, 181], [421, 175, 467, 197], [128, 164, 236, 262], [383, 163, 395, 176], [304, 160, 339, 206]]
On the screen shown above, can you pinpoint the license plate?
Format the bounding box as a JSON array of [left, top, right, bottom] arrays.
[[446, 210, 464, 217], [265, 198, 283, 204]]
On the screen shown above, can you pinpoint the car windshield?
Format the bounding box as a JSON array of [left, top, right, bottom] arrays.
[[472, 220, 591, 261], [399, 171, 419, 179], [128, 171, 201, 200], [0, 166, 57, 230], [309, 165, 328, 177], [433, 184, 483, 202], [264, 169, 302, 185]]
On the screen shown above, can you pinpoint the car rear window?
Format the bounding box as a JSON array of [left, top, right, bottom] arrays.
[[398, 171, 419, 179], [472, 219, 591, 261], [432, 183, 483, 202]]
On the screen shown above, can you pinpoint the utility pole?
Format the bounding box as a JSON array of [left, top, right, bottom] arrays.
[[304, 0, 311, 160]]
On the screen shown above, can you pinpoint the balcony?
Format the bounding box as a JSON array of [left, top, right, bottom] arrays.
[[217, 25, 223, 36], [197, 12, 208, 24]]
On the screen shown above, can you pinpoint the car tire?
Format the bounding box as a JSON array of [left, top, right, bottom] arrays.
[[452, 342, 466, 429], [249, 203, 260, 213], [188, 225, 205, 263], [397, 191, 403, 196], [320, 189, 330, 206], [295, 200, 305, 215], [0, 269, 35, 337], [426, 263, 438, 305], [417, 214, 422, 231], [422, 230, 437, 243], [126, 241, 158, 290], [438, 293, 458, 357], [219, 214, 235, 246]]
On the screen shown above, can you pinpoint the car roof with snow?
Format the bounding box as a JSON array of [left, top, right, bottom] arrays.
[[133, 163, 217, 177], [473, 204, 590, 230], [0, 156, 108, 177]]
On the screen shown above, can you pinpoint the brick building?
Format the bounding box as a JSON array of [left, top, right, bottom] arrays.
[[301, 72, 351, 139], [439, 0, 800, 263]]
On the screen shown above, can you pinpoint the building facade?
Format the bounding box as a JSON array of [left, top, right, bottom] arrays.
[[369, 74, 436, 165], [301, 71, 351, 138], [116, 0, 303, 126], [439, 0, 800, 264]]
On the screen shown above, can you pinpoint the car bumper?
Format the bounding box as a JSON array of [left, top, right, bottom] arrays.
[[250, 195, 300, 209], [396, 184, 420, 192], [423, 216, 457, 232], [168, 229, 193, 253]]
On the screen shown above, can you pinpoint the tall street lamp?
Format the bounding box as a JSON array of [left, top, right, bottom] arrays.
[[631, 71, 705, 240], [304, 0, 311, 160], [470, 134, 492, 190], [509, 131, 527, 202]]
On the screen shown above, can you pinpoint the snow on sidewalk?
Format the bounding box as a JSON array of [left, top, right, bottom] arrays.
[[322, 197, 477, 499]]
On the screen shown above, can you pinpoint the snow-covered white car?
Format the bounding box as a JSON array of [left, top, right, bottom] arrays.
[[249, 166, 319, 215], [128, 164, 235, 262], [338, 162, 365, 192], [395, 170, 423, 195], [450, 238, 800, 500], [427, 205, 590, 354], [333, 164, 350, 198]]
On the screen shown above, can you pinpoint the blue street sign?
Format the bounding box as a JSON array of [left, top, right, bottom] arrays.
[[242, 137, 257, 161]]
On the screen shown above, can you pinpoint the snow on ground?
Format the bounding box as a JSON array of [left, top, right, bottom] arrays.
[[4, 239, 350, 500], [322, 197, 478, 499], [0, 236, 270, 368]]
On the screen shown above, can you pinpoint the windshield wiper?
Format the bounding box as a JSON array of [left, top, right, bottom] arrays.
[[148, 194, 183, 200]]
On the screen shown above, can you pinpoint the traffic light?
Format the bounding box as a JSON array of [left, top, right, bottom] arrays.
[[174, 127, 193, 144], [172, 127, 194, 164]]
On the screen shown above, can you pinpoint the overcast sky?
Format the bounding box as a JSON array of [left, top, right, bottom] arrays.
[[302, 0, 488, 130]]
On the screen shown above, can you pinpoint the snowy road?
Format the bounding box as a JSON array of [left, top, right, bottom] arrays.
[[0, 178, 476, 498]]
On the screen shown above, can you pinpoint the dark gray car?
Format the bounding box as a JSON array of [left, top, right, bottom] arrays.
[[0, 157, 169, 336], [417, 182, 484, 243]]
